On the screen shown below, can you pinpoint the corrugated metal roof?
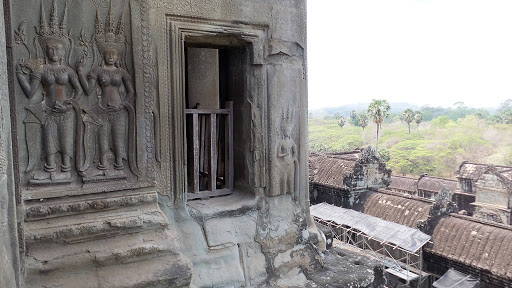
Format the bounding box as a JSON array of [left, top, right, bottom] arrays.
[[363, 191, 433, 229], [310, 203, 431, 253], [432, 269, 479, 288], [309, 153, 359, 189], [388, 176, 417, 193], [418, 176, 457, 193], [429, 215, 512, 280]]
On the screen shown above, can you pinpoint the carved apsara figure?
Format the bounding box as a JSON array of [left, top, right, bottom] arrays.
[[276, 109, 298, 196], [77, 5, 138, 178], [16, 1, 82, 182]]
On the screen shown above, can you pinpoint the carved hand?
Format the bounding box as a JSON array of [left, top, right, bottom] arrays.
[[15, 61, 24, 75], [53, 102, 72, 113], [107, 103, 123, 112], [19, 58, 43, 75]]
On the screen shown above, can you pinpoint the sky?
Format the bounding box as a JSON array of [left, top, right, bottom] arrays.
[[307, 0, 512, 110]]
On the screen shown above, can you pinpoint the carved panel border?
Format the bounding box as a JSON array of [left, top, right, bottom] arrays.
[[6, 0, 158, 200]]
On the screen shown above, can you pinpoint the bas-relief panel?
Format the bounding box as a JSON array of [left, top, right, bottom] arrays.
[[267, 64, 304, 198], [11, 0, 155, 198]]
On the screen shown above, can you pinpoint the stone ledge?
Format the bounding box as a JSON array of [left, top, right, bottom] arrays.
[[25, 231, 192, 288], [187, 191, 259, 220], [25, 190, 158, 221], [203, 211, 257, 247], [24, 204, 168, 244]]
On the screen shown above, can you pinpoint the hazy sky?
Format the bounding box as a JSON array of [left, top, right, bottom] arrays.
[[307, 0, 512, 110]]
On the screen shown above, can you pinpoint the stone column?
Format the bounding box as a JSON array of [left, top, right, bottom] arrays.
[[0, 0, 20, 286]]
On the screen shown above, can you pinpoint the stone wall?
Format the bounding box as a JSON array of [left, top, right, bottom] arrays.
[[0, 0, 19, 285], [2, 0, 323, 287]]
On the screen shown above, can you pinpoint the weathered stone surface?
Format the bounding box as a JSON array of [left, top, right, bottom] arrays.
[[187, 192, 259, 219], [97, 253, 191, 288], [259, 194, 302, 254], [3, 0, 325, 287], [0, 0, 18, 285], [240, 242, 267, 286], [273, 243, 323, 281], [0, 242, 16, 288], [305, 247, 387, 288], [191, 244, 245, 287], [24, 203, 169, 243], [204, 211, 257, 246], [274, 244, 306, 268], [275, 267, 309, 288], [25, 229, 192, 288]]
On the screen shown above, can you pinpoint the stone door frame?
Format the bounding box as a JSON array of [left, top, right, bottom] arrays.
[[160, 16, 268, 205]]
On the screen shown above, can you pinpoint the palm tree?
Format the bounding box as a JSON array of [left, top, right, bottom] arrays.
[[402, 109, 414, 134], [349, 110, 358, 125], [358, 112, 368, 130], [337, 116, 346, 128], [367, 99, 390, 151], [415, 111, 423, 127]]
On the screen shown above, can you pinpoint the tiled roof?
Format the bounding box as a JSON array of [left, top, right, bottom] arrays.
[[388, 176, 417, 193], [418, 175, 457, 193], [429, 215, 512, 280], [362, 190, 433, 229], [458, 162, 512, 180], [309, 152, 360, 189], [458, 163, 489, 180]]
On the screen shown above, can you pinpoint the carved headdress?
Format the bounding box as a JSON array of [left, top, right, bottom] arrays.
[[95, 1, 125, 55], [36, 0, 71, 49], [280, 108, 295, 136]]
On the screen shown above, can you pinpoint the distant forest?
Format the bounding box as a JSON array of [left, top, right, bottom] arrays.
[[308, 100, 512, 179]]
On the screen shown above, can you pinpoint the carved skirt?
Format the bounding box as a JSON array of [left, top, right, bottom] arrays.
[[98, 109, 127, 159], [83, 108, 128, 160], [44, 110, 74, 158]]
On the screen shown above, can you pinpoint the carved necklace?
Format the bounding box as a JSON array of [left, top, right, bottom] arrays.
[[43, 65, 69, 76], [99, 67, 121, 78]]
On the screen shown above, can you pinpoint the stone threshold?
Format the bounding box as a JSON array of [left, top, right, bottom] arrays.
[[187, 190, 259, 220]]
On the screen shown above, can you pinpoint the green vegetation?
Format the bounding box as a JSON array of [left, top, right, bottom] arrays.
[[309, 114, 512, 178], [367, 99, 391, 151]]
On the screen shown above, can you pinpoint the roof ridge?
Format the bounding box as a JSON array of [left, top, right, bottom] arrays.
[[419, 175, 457, 182], [461, 162, 512, 169], [450, 213, 512, 231], [390, 175, 418, 180], [376, 188, 435, 204]]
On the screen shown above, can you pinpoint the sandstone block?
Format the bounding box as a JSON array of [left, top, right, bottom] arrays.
[[204, 211, 257, 247]]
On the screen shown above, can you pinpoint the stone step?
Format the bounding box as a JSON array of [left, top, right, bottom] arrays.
[[24, 190, 158, 221], [25, 231, 192, 288], [24, 203, 168, 244]]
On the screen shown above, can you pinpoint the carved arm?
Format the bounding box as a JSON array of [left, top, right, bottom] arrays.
[[122, 69, 135, 103], [16, 64, 41, 99], [69, 72, 83, 102], [277, 143, 289, 158], [76, 61, 96, 96]]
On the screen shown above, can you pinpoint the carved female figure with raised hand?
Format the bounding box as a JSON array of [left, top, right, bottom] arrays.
[[16, 1, 82, 182], [77, 6, 138, 179]]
